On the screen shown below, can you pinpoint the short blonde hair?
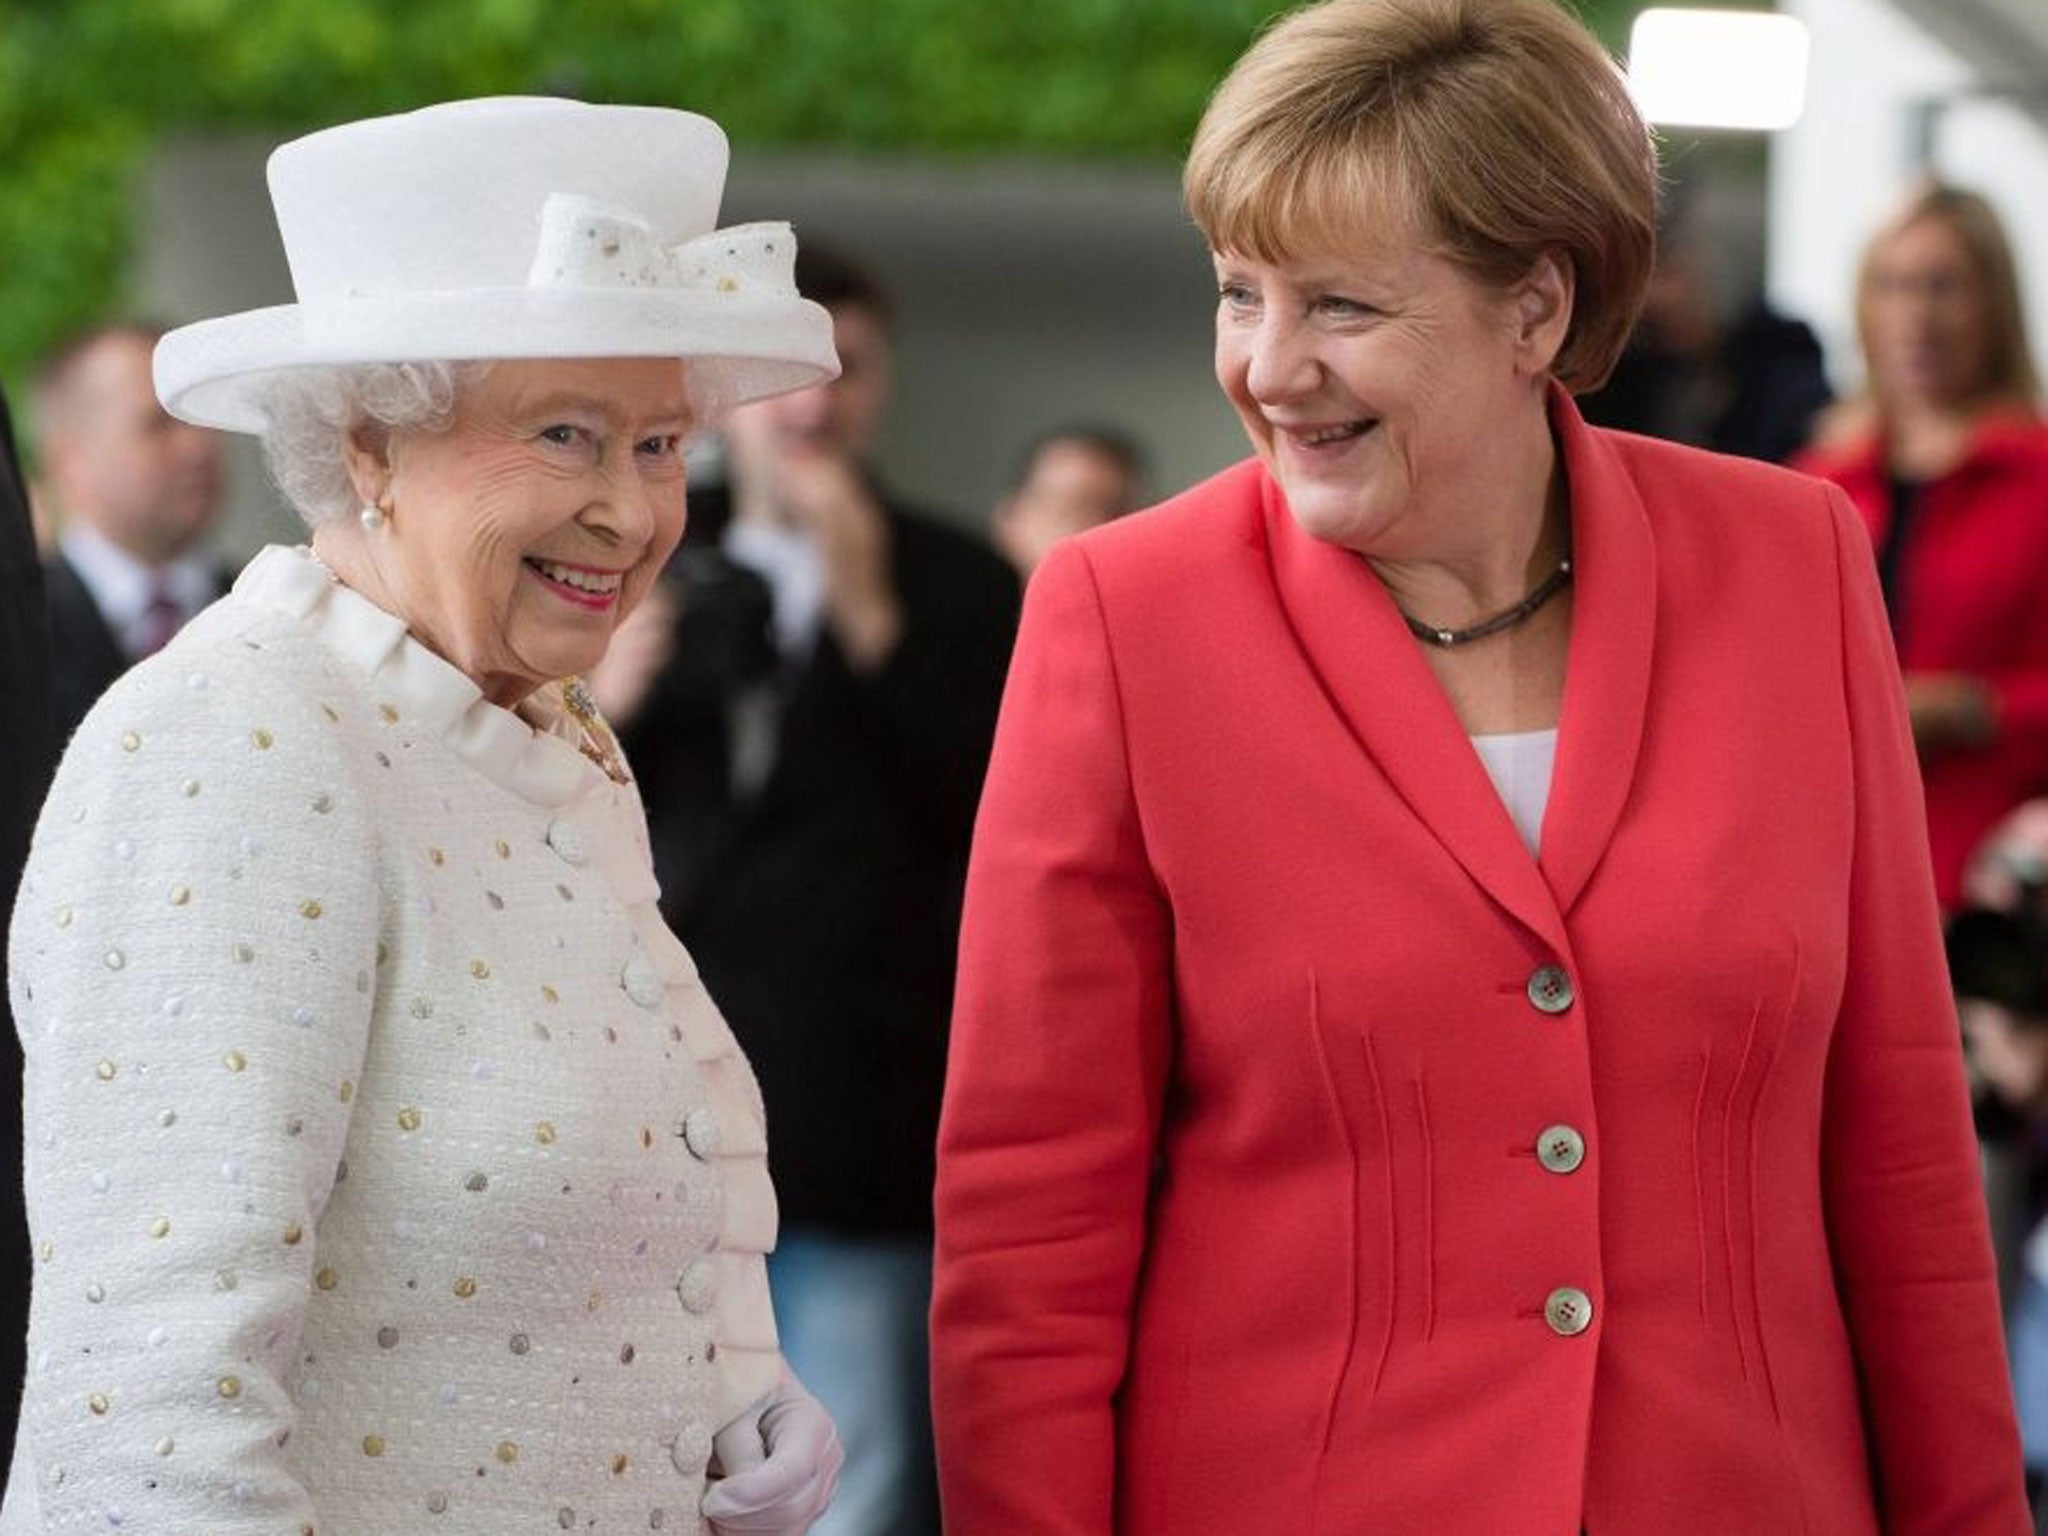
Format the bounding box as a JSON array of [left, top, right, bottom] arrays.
[[1855, 180, 2040, 417], [1185, 0, 1658, 392]]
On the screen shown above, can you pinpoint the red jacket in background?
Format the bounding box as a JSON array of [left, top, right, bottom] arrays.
[[1796, 416, 2048, 907]]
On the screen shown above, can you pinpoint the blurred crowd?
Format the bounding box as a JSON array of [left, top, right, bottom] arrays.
[[6, 172, 2048, 1526]]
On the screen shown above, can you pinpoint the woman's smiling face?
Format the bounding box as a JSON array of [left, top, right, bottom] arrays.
[[347, 357, 693, 707], [1210, 232, 1567, 559]]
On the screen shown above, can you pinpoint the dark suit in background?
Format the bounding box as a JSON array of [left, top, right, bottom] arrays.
[[43, 555, 134, 750], [623, 486, 1018, 1233], [1580, 300, 1835, 465], [42, 550, 231, 748], [0, 383, 58, 1483]]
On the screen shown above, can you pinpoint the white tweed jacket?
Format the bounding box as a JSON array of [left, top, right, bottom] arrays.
[[4, 545, 779, 1536]]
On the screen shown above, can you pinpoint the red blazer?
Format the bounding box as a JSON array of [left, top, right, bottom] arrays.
[[932, 398, 2027, 1536], [1795, 417, 2048, 908]]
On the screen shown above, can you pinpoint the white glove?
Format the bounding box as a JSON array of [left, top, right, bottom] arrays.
[[702, 1364, 844, 1535]]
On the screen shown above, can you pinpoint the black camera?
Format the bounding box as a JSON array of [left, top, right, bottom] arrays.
[[658, 543, 779, 703], [1947, 852, 2048, 1022], [1946, 850, 2048, 1136]]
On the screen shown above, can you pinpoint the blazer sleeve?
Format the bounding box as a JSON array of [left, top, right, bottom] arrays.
[[1817, 486, 2032, 1533], [930, 540, 1173, 1536], [8, 650, 377, 1532]]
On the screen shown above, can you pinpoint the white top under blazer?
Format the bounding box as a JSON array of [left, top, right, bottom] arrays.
[[1470, 728, 1559, 858], [4, 545, 778, 1535]]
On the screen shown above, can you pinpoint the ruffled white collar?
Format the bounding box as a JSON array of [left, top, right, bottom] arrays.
[[231, 543, 598, 809]]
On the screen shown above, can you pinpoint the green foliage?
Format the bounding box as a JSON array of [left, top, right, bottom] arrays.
[[0, 0, 1642, 399]]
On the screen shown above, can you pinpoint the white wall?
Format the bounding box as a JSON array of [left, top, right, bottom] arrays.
[[1771, 0, 2048, 396]]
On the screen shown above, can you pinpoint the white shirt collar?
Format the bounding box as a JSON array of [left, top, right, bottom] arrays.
[[723, 516, 825, 661]]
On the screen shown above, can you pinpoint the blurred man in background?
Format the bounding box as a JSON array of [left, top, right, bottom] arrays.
[[32, 322, 227, 743], [989, 422, 1148, 579], [1582, 192, 1833, 465]]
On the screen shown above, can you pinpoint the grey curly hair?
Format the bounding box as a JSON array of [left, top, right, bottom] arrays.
[[256, 361, 491, 525]]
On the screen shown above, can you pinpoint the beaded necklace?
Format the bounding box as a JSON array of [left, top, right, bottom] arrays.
[[1398, 557, 1573, 649]]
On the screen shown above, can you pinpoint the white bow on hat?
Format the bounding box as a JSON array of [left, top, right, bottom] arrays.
[[527, 196, 798, 299]]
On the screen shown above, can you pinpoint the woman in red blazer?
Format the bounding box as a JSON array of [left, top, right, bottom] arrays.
[[1794, 183, 2048, 912], [930, 1, 2028, 1532]]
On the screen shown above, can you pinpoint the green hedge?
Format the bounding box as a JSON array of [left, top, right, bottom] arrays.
[[0, 0, 1639, 401]]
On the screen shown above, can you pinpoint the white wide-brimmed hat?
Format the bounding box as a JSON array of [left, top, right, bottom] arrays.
[[155, 96, 839, 433]]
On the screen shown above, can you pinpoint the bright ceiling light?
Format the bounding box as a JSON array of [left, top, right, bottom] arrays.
[[1627, 8, 1812, 131]]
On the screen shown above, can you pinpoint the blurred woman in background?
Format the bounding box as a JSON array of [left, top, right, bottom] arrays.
[[1797, 182, 2048, 911]]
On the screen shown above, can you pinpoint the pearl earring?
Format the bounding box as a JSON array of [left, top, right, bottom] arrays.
[[359, 503, 386, 531]]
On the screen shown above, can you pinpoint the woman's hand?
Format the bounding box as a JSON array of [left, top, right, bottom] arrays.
[[1962, 799, 2048, 911], [1960, 996, 2048, 1111], [770, 448, 904, 672], [702, 1364, 844, 1534], [1905, 671, 1998, 755]]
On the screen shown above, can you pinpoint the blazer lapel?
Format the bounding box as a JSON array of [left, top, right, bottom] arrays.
[[1261, 470, 1568, 955], [1539, 387, 1656, 915]]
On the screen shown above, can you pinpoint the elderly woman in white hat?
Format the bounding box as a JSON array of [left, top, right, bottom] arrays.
[[5, 98, 842, 1535]]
